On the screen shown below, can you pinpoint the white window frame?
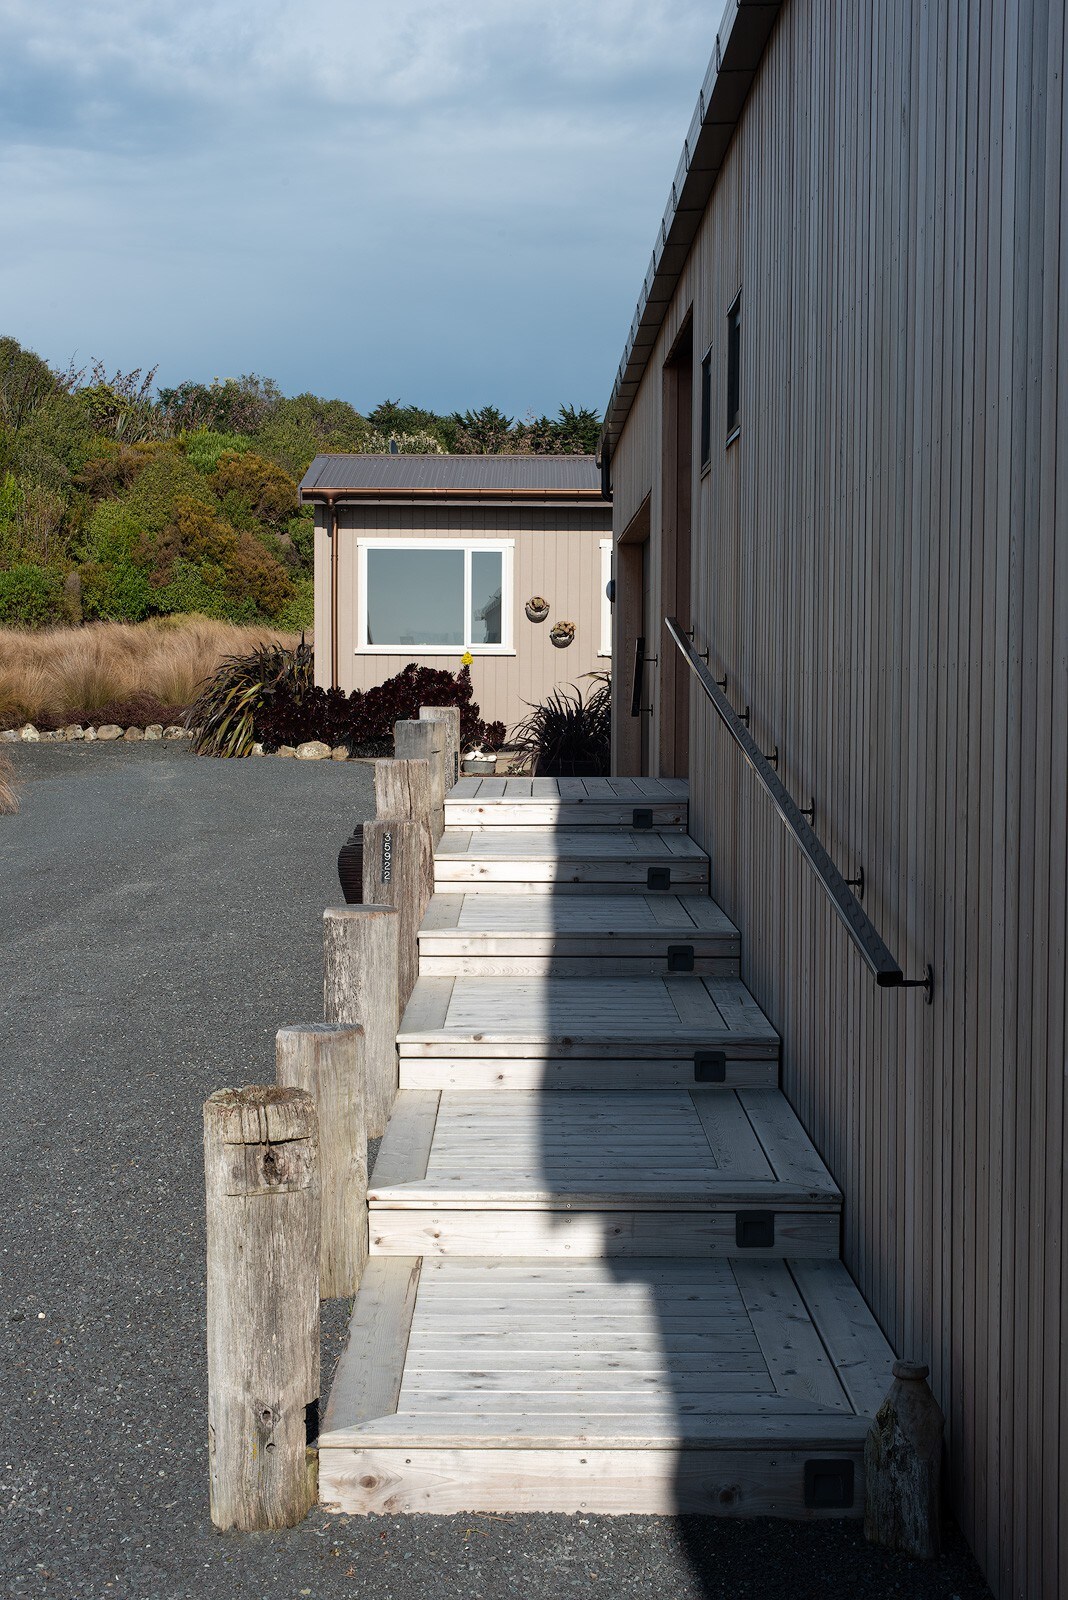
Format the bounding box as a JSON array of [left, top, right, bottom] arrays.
[[355, 537, 515, 655], [599, 539, 613, 657]]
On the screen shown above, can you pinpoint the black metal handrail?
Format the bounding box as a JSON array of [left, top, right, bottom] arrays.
[[665, 617, 932, 999]]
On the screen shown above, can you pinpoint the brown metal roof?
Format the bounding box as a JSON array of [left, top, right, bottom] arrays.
[[300, 454, 603, 499]]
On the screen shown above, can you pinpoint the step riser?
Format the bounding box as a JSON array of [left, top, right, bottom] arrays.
[[369, 1210, 840, 1258], [444, 805, 687, 830], [434, 874, 709, 895], [398, 1060, 780, 1089], [319, 1445, 865, 1517], [419, 956, 741, 978]]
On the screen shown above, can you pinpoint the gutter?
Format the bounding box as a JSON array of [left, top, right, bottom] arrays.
[[323, 493, 340, 690], [599, 0, 783, 456]]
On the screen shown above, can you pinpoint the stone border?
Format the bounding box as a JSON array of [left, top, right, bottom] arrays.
[[0, 725, 353, 761]]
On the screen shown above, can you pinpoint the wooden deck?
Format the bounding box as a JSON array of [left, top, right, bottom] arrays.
[[319, 776, 896, 1516]]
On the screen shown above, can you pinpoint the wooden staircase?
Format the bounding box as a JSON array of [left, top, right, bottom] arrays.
[[319, 777, 895, 1516]]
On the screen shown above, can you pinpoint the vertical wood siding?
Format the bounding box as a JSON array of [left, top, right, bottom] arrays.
[[315, 507, 610, 733], [611, 4, 1066, 1595]]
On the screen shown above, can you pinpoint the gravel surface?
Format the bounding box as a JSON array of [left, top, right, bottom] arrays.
[[0, 741, 993, 1600]]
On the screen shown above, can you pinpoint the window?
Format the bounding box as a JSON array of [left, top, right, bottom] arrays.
[[699, 346, 712, 471], [356, 539, 514, 653], [599, 539, 613, 656], [726, 293, 741, 441]]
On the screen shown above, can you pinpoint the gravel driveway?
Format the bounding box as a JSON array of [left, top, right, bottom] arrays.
[[0, 742, 992, 1600]]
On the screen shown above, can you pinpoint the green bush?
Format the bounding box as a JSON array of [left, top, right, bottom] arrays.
[[79, 558, 153, 622], [274, 577, 314, 631], [0, 562, 66, 626], [182, 430, 255, 476]]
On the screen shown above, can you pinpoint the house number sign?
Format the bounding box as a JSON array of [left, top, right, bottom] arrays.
[[381, 830, 393, 884]]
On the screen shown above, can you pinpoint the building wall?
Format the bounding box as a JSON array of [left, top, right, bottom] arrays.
[[610, 3, 1066, 1596], [314, 505, 611, 734]]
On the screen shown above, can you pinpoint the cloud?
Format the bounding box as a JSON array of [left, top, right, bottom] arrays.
[[0, 0, 724, 412]]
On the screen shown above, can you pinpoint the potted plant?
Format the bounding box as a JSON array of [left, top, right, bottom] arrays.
[[462, 745, 497, 775], [525, 596, 550, 622], [510, 675, 610, 777], [549, 620, 575, 648]]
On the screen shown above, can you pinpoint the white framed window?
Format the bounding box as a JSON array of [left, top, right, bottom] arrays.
[[356, 538, 514, 655], [599, 538, 613, 657]]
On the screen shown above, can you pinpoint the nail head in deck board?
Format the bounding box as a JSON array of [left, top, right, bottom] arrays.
[[203, 1086, 320, 1531], [322, 905, 400, 1139], [276, 1024, 368, 1300]]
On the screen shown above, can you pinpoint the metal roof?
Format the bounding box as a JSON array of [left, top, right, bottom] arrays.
[[300, 454, 603, 498], [600, 0, 783, 457]]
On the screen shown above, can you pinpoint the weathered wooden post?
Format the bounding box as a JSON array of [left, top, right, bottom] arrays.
[[361, 814, 433, 1015], [373, 756, 433, 824], [204, 1086, 320, 1531], [420, 704, 461, 794], [394, 718, 445, 839], [276, 1023, 367, 1299], [322, 904, 400, 1139], [864, 1360, 944, 1558]]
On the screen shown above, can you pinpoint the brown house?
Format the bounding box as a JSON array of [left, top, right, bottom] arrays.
[[602, 3, 1066, 1597], [300, 454, 612, 735]]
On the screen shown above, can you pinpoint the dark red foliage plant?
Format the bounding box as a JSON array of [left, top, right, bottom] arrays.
[[255, 663, 504, 755]]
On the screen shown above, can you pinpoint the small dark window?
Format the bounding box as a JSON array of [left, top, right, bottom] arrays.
[[726, 294, 741, 440], [699, 348, 712, 470]]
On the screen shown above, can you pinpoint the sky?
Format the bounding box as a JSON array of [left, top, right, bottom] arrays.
[[0, 1, 720, 420]]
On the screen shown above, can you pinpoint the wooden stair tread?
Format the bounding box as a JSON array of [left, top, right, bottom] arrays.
[[397, 974, 778, 1052], [319, 1255, 895, 1458], [419, 891, 739, 946], [449, 777, 689, 801], [437, 828, 707, 860], [369, 1089, 840, 1207]]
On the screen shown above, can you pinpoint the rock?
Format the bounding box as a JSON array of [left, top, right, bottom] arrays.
[[250, 743, 265, 757], [277, 746, 297, 758], [63, 725, 84, 741], [0, 729, 17, 742], [83, 727, 97, 742], [123, 726, 144, 742], [330, 746, 349, 761], [296, 740, 331, 761], [38, 731, 58, 742], [162, 726, 186, 740], [96, 725, 123, 741], [20, 725, 39, 742], [144, 724, 163, 740]]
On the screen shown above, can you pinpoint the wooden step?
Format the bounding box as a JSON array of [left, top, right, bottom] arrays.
[[434, 829, 709, 894], [317, 1254, 895, 1515], [367, 1088, 841, 1257], [445, 776, 688, 831], [418, 892, 740, 976], [397, 974, 779, 1088]]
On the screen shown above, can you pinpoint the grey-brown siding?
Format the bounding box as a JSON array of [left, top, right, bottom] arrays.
[[610, 3, 1066, 1596], [314, 506, 611, 734]]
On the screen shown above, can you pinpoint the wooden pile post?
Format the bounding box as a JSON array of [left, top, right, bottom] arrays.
[[361, 814, 433, 1014], [204, 1085, 320, 1530], [419, 704, 461, 793], [372, 756, 432, 822], [276, 1023, 367, 1299], [323, 905, 400, 1139], [394, 718, 446, 840]]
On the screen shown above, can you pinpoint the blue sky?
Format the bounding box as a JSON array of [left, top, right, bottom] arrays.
[[0, 1, 718, 419]]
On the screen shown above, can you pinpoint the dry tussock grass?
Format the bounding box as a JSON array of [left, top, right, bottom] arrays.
[[0, 617, 299, 728], [0, 752, 16, 814]]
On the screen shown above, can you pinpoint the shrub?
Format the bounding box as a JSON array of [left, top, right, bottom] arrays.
[[274, 577, 314, 632], [511, 674, 610, 776], [255, 662, 505, 756], [0, 563, 66, 627], [209, 451, 298, 532], [181, 430, 255, 476], [189, 636, 315, 757]]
